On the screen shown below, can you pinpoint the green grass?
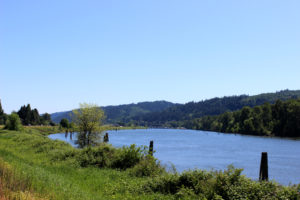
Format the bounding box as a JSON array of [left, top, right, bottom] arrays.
[[0, 127, 299, 200], [0, 128, 171, 200]]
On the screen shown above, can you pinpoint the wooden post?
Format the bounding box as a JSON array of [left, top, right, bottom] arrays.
[[259, 152, 268, 181], [104, 133, 109, 142], [149, 140, 154, 156]]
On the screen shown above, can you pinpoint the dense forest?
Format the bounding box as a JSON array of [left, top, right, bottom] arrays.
[[184, 99, 300, 137], [51, 101, 175, 124], [132, 90, 300, 127]]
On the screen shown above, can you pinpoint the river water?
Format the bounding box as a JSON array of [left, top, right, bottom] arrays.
[[48, 128, 300, 185]]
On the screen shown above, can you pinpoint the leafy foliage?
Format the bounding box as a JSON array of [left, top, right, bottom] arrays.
[[72, 103, 106, 147], [185, 99, 300, 137], [144, 166, 300, 199], [129, 155, 166, 177], [4, 113, 23, 131], [60, 118, 69, 128]]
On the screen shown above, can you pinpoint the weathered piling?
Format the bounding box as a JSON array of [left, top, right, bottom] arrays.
[[104, 133, 109, 142], [149, 140, 154, 156], [259, 152, 268, 181]]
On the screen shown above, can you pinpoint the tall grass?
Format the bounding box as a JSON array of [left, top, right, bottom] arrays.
[[0, 128, 170, 200], [0, 158, 48, 200]]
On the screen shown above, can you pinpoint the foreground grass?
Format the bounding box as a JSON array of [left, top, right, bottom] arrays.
[[0, 127, 299, 200], [0, 128, 171, 200]]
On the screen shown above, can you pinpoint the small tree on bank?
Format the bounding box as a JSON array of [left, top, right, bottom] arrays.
[[5, 113, 23, 131], [72, 103, 105, 147]]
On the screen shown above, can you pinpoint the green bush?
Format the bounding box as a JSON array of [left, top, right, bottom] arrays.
[[4, 113, 23, 131], [112, 144, 147, 169], [77, 145, 116, 167], [129, 155, 165, 177], [55, 143, 158, 173], [144, 166, 300, 199]]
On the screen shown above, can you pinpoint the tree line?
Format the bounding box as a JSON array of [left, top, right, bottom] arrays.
[[0, 100, 54, 127], [184, 99, 300, 137]]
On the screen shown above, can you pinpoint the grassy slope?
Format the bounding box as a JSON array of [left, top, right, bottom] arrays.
[[0, 128, 171, 200]]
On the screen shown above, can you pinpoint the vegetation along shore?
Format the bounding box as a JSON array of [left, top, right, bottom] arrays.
[[0, 93, 300, 199]]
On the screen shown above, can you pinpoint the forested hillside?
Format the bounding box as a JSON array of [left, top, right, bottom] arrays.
[[184, 98, 300, 137], [132, 90, 300, 127], [51, 90, 300, 127], [50, 101, 175, 124]]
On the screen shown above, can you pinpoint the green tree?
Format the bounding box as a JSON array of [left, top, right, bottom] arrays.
[[219, 112, 233, 132], [42, 113, 51, 121], [41, 113, 52, 125], [261, 103, 273, 133], [68, 122, 75, 132], [31, 108, 40, 125], [5, 113, 23, 131], [252, 106, 264, 135], [73, 103, 105, 147], [17, 104, 32, 125], [282, 100, 300, 137], [60, 118, 69, 128], [0, 100, 5, 125]]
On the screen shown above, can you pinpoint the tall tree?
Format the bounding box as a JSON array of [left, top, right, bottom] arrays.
[[72, 103, 105, 147], [17, 104, 32, 125], [0, 100, 5, 125], [31, 108, 40, 125]]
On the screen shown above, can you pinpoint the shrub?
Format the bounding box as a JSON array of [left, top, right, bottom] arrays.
[[76, 145, 116, 167], [4, 113, 23, 131], [143, 166, 300, 199], [129, 155, 166, 177], [112, 144, 147, 169]]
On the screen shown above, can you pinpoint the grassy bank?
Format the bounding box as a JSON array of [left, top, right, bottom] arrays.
[[0, 127, 299, 200]]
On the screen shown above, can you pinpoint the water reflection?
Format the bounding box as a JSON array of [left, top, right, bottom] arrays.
[[65, 131, 74, 140], [62, 131, 105, 148]]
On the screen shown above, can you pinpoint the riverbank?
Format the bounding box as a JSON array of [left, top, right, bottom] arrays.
[[0, 127, 299, 199]]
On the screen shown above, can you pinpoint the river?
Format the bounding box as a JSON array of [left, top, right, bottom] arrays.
[[48, 128, 300, 185]]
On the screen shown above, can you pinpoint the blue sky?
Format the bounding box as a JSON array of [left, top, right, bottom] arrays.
[[1, 0, 300, 113]]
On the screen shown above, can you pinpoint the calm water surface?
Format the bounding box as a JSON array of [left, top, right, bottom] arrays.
[[49, 129, 300, 185]]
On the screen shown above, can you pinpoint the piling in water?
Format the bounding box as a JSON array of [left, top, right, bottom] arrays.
[[259, 152, 268, 181], [104, 133, 109, 142], [149, 140, 154, 156]]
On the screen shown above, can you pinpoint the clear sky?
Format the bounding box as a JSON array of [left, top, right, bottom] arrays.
[[1, 0, 300, 114]]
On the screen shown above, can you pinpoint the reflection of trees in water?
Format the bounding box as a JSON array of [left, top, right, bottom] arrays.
[[64, 131, 103, 148], [76, 131, 103, 148], [65, 132, 74, 141]]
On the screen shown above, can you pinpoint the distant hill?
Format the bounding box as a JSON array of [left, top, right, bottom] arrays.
[[132, 89, 300, 127], [50, 101, 176, 124], [51, 90, 300, 127]]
